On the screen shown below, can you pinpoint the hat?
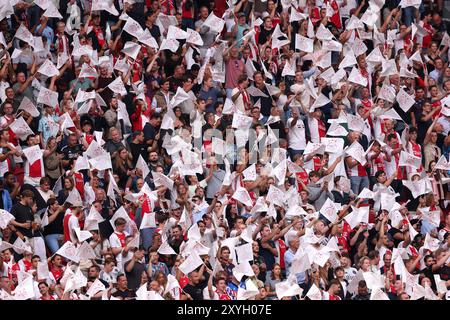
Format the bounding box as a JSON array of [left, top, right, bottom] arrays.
[[237, 12, 245, 18], [172, 203, 181, 210]]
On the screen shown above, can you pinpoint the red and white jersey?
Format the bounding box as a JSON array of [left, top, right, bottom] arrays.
[[406, 141, 423, 173], [24, 148, 45, 184], [307, 116, 326, 143], [323, 292, 341, 300], [346, 156, 367, 177], [0, 142, 16, 176], [110, 231, 128, 249], [63, 209, 80, 243], [73, 172, 85, 200], [296, 169, 309, 191], [384, 147, 404, 180], [11, 259, 32, 276], [50, 266, 65, 283], [373, 117, 389, 140], [367, 150, 387, 176]]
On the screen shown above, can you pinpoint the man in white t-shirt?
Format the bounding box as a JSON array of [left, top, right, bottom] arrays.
[[287, 107, 306, 159], [64, 201, 83, 245]]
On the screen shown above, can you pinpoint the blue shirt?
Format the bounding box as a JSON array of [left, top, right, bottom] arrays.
[[38, 114, 60, 146], [35, 25, 54, 46], [147, 262, 170, 279], [199, 86, 220, 113], [284, 249, 307, 284]]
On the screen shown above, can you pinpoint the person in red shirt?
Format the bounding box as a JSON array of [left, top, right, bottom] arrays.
[[334, 221, 351, 253], [207, 273, 232, 300], [324, 0, 342, 29], [420, 12, 434, 49], [38, 282, 57, 300], [49, 254, 65, 283], [181, 0, 195, 30], [325, 279, 342, 300], [11, 251, 33, 279], [80, 120, 95, 148], [308, 0, 321, 25], [293, 154, 309, 192], [88, 14, 106, 51], [406, 127, 423, 174]]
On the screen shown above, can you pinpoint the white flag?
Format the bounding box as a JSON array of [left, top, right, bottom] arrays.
[[358, 187, 376, 199], [232, 187, 253, 207], [316, 24, 333, 40], [178, 253, 204, 275], [138, 29, 159, 49], [74, 227, 93, 242], [319, 198, 339, 223], [0, 209, 14, 229], [91, 0, 119, 15], [186, 28, 203, 46], [435, 155, 450, 171], [43, 3, 63, 19], [306, 283, 322, 300], [348, 67, 368, 87], [37, 87, 59, 107], [242, 163, 257, 181], [202, 12, 225, 33], [107, 77, 127, 96], [74, 89, 96, 103], [79, 63, 98, 78], [123, 17, 144, 39], [170, 87, 190, 107], [136, 154, 150, 179], [86, 279, 106, 297], [398, 151, 421, 169], [22, 145, 42, 164], [167, 25, 189, 40], [121, 41, 142, 60], [160, 38, 180, 53], [17, 97, 40, 117], [56, 241, 80, 263], [345, 206, 370, 229], [14, 24, 34, 46], [396, 88, 415, 112], [9, 117, 34, 140], [338, 50, 357, 69]]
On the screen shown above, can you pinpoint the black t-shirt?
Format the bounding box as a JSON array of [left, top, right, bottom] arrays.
[[183, 282, 208, 300], [143, 123, 157, 142], [420, 265, 437, 291], [42, 209, 64, 236], [124, 260, 146, 291], [111, 288, 136, 300], [387, 228, 403, 247], [59, 144, 83, 169], [251, 87, 272, 117], [169, 76, 183, 94], [149, 24, 161, 43], [129, 142, 149, 167], [269, 121, 287, 140], [10, 203, 34, 238], [258, 27, 273, 45], [258, 239, 276, 270]]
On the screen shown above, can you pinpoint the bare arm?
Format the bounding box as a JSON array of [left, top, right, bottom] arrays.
[[423, 117, 439, 145]]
